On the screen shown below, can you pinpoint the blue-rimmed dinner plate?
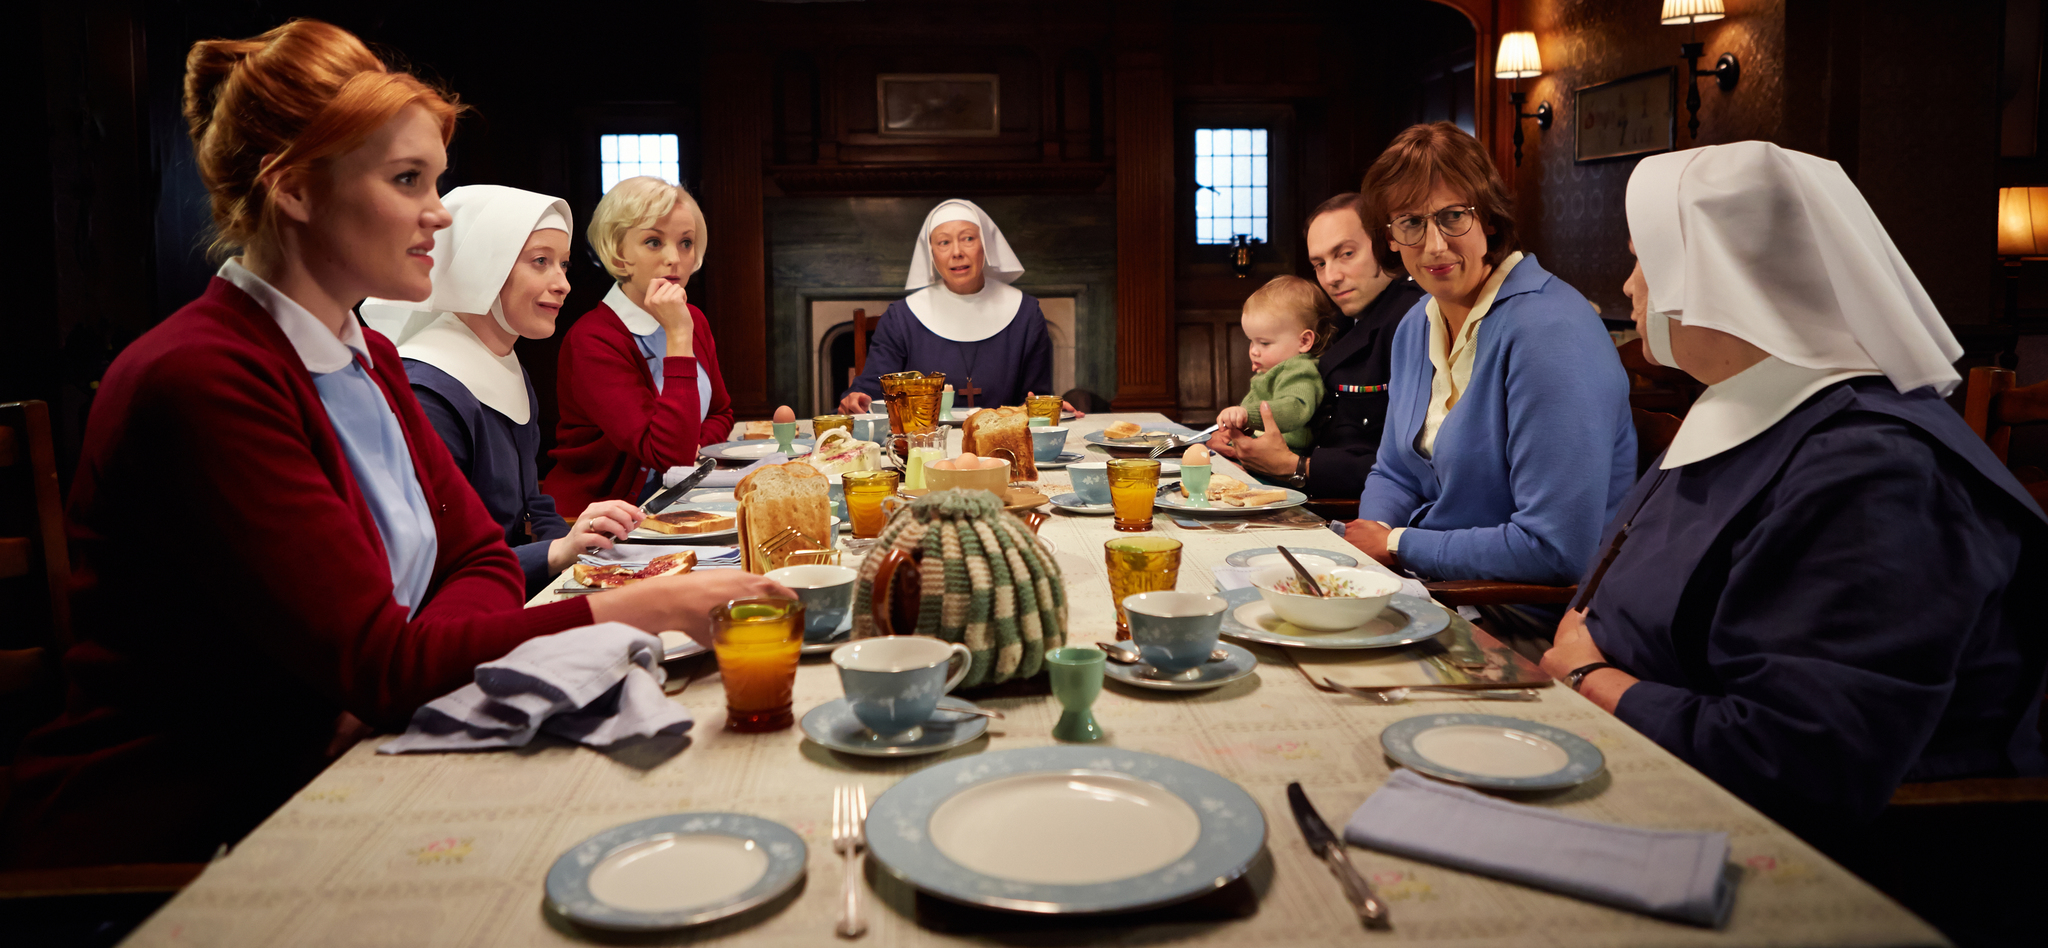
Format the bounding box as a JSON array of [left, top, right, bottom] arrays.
[[1103, 642, 1258, 692], [800, 696, 989, 756], [699, 439, 813, 462], [1033, 451, 1090, 469], [1155, 484, 1306, 515], [1082, 428, 1198, 455], [1217, 585, 1448, 649], [1379, 713, 1606, 792], [1047, 492, 1113, 515], [865, 745, 1265, 914], [545, 813, 806, 932], [1223, 546, 1360, 569]]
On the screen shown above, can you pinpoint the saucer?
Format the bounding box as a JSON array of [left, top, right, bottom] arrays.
[[799, 610, 855, 655], [1104, 642, 1258, 691], [1033, 451, 1090, 469], [1048, 492, 1113, 515], [800, 696, 990, 757]]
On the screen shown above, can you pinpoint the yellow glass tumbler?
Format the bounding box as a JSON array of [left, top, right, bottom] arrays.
[[1108, 458, 1161, 532], [1104, 536, 1182, 640], [842, 469, 905, 540], [711, 598, 805, 732], [813, 414, 852, 439], [878, 371, 946, 435], [1025, 394, 1063, 427]]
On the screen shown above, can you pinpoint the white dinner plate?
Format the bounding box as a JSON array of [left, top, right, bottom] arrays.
[[1379, 713, 1606, 792], [545, 813, 806, 931], [699, 440, 814, 461], [1154, 484, 1307, 514]]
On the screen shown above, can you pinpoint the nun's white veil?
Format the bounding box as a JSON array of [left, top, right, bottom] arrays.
[[360, 185, 572, 424], [1624, 141, 1961, 396], [900, 198, 1028, 342]]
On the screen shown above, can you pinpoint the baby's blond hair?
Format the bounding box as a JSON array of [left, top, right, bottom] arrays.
[[1244, 275, 1339, 356], [587, 176, 708, 281]]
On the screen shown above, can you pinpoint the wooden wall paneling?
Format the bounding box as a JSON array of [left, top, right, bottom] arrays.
[[1112, 3, 1178, 412], [702, 27, 775, 420]]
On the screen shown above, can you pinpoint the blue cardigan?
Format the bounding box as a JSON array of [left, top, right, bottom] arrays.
[[1358, 256, 1635, 584]]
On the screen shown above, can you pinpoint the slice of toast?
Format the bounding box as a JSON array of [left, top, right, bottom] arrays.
[[962, 405, 1036, 481], [736, 461, 833, 572], [571, 550, 698, 587], [1184, 474, 1247, 499], [638, 509, 737, 535], [741, 419, 774, 440], [1102, 420, 1141, 439]]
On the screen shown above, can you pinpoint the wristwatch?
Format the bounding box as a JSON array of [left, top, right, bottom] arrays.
[[1566, 662, 1618, 692], [1279, 453, 1309, 490]]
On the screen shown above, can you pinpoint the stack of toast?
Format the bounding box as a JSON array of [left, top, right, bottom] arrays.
[[734, 461, 834, 572], [960, 405, 1036, 481]]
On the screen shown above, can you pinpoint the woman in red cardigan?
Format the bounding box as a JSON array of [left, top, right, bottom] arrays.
[[544, 175, 735, 512], [2, 21, 784, 869]]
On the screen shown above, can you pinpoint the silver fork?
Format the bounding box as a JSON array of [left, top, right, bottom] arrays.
[[833, 784, 868, 938], [1149, 424, 1219, 459]]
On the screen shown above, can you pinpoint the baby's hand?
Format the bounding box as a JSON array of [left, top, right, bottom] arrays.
[[1216, 406, 1249, 430]]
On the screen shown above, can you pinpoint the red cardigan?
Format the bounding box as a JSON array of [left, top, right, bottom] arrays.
[[542, 300, 734, 512], [2, 278, 594, 868]]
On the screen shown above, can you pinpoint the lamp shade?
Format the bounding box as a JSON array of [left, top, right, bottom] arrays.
[[1999, 187, 2048, 257], [1494, 31, 1542, 80], [1660, 0, 1726, 25]]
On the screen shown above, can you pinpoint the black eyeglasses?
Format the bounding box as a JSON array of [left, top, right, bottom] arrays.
[[1386, 205, 1483, 247]]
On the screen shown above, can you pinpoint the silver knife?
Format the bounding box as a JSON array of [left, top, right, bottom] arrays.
[[644, 458, 717, 513], [1287, 781, 1389, 927]]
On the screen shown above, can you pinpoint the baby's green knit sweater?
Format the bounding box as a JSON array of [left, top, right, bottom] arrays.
[[1240, 353, 1323, 451]]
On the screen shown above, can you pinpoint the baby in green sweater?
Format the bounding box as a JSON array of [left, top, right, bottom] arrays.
[[1216, 275, 1332, 451]]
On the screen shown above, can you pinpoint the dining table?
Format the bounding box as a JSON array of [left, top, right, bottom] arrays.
[[119, 413, 1947, 947]]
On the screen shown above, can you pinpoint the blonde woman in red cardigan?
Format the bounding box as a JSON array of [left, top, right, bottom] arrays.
[[543, 176, 734, 512], [2, 21, 785, 868]]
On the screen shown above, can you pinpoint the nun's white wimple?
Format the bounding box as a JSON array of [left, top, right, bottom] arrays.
[[900, 198, 1028, 342]]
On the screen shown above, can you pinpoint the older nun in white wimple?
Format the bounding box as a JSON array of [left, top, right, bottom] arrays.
[[362, 185, 643, 595], [838, 199, 1077, 414], [1537, 142, 2047, 855]]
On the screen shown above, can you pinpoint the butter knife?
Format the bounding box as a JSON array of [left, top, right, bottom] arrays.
[[644, 458, 717, 513], [1286, 781, 1389, 927]]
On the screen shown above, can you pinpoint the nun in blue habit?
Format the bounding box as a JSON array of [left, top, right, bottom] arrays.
[[362, 186, 644, 595], [1538, 142, 2047, 847]]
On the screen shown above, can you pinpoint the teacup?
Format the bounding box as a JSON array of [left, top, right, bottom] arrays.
[[1030, 426, 1071, 462], [831, 636, 974, 738], [1122, 591, 1228, 674], [765, 564, 858, 641], [852, 413, 889, 442], [1068, 462, 1110, 504], [923, 457, 1010, 495]]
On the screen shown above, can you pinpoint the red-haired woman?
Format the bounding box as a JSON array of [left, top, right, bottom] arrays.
[[2, 20, 785, 868]]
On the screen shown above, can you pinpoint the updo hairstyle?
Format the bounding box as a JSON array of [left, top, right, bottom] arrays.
[[183, 18, 464, 255], [1358, 122, 1519, 275], [587, 176, 709, 282]]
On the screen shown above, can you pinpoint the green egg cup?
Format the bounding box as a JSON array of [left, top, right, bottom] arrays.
[[773, 421, 797, 454], [1047, 647, 1106, 742]]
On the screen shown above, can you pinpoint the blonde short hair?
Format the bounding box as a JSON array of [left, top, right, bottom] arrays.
[[1245, 275, 1340, 356], [587, 176, 708, 281]]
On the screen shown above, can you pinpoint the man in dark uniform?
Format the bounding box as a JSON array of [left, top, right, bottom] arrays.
[[1212, 193, 1425, 497]]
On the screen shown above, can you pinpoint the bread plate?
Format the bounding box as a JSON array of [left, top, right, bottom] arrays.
[[1152, 484, 1306, 515], [699, 439, 813, 462], [1082, 428, 1200, 456]]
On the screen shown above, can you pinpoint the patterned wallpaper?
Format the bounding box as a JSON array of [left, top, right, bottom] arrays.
[[1507, 0, 1788, 319]]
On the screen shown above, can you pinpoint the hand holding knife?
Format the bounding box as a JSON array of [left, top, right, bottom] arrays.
[[643, 458, 718, 514], [1287, 781, 1389, 928]]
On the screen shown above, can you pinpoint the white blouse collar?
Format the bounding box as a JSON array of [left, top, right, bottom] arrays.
[[902, 280, 1024, 342], [396, 313, 531, 425], [604, 283, 662, 336], [1660, 356, 1881, 469], [218, 259, 371, 373]]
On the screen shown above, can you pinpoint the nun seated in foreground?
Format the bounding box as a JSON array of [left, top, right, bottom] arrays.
[[1540, 142, 2048, 854], [838, 199, 1076, 414], [361, 186, 644, 596]]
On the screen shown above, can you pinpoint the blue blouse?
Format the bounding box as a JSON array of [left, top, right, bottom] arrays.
[[312, 359, 439, 615]]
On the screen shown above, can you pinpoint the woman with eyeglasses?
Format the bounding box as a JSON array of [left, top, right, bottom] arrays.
[[1344, 123, 1634, 655]]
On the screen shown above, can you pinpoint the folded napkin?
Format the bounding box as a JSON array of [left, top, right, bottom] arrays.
[[580, 545, 742, 570], [1344, 770, 1735, 927], [380, 622, 692, 754], [665, 454, 787, 489]]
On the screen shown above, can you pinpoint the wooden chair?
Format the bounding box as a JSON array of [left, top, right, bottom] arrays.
[[849, 309, 873, 386], [1962, 365, 2048, 508], [0, 401, 206, 896]]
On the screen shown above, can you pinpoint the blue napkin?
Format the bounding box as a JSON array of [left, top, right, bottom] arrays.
[[1344, 770, 1736, 927], [380, 622, 692, 754], [666, 454, 787, 489]]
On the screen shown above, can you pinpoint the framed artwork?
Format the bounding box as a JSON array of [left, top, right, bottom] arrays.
[[1574, 67, 1676, 164], [876, 74, 1001, 137]]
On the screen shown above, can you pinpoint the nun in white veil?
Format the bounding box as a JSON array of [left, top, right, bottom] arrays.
[[838, 199, 1075, 414], [361, 185, 643, 594], [1535, 142, 2047, 853]]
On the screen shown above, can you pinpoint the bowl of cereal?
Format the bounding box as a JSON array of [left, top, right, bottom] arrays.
[[1249, 565, 1403, 632]]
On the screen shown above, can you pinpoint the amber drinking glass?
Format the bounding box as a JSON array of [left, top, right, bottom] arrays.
[[1107, 458, 1161, 532], [711, 598, 805, 732], [1104, 536, 1182, 640], [1025, 394, 1063, 427], [813, 414, 852, 439], [842, 470, 904, 540], [878, 371, 947, 435]]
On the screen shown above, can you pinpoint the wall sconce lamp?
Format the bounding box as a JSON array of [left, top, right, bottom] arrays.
[[1662, 0, 1740, 141], [1997, 187, 2048, 320], [1494, 31, 1550, 168]]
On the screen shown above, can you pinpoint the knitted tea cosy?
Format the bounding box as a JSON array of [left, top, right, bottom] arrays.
[[850, 489, 1067, 687]]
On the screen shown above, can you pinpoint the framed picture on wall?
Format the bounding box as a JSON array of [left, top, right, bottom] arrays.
[[876, 74, 1001, 137], [1574, 68, 1676, 164]]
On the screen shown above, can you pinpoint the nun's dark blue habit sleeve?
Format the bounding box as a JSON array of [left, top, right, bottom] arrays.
[[407, 361, 567, 595]]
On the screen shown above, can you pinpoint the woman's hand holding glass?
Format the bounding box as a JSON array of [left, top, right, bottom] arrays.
[[644, 278, 695, 357], [589, 569, 797, 650], [545, 500, 645, 573]]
